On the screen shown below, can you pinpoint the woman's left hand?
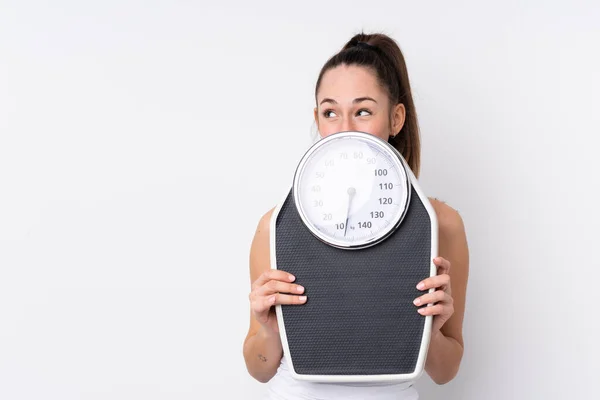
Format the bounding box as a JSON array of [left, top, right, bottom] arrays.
[[413, 256, 454, 336]]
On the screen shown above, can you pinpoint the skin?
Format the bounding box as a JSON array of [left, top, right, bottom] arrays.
[[243, 64, 470, 385]]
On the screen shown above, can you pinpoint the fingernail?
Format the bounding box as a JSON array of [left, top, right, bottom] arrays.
[[418, 308, 426, 314], [296, 285, 305, 293], [289, 274, 295, 281], [299, 296, 307, 302], [413, 298, 421, 306], [417, 282, 425, 290], [270, 295, 276, 304]]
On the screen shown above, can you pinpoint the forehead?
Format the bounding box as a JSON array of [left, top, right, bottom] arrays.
[[317, 64, 385, 103]]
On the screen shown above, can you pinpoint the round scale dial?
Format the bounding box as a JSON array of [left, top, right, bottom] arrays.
[[293, 131, 411, 249]]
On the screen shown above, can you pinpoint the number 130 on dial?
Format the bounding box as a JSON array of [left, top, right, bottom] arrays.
[[293, 131, 411, 250]]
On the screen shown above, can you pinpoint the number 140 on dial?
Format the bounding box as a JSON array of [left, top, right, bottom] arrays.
[[294, 131, 411, 249]]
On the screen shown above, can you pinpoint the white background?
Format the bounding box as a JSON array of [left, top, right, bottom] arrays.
[[1, 1, 599, 399]]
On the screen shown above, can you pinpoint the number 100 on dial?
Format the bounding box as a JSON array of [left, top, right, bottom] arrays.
[[293, 131, 411, 250]]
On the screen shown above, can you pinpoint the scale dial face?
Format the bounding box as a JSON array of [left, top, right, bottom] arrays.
[[293, 131, 411, 249]]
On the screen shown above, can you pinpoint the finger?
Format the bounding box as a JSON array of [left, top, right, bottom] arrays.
[[416, 274, 450, 291], [413, 290, 452, 307], [256, 280, 305, 297], [252, 269, 296, 290], [417, 303, 449, 316], [251, 291, 308, 317], [270, 293, 307, 306], [251, 293, 278, 318]]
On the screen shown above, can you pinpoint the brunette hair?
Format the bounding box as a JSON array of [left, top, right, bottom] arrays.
[[314, 32, 421, 178]]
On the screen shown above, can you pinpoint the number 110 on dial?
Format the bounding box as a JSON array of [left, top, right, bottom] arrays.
[[293, 132, 410, 250]]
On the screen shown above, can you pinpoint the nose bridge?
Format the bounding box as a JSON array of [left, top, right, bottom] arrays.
[[341, 115, 355, 132]]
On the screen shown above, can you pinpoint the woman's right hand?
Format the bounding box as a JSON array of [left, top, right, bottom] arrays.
[[249, 270, 307, 334]]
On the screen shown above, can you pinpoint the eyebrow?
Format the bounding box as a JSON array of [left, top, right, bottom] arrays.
[[319, 97, 378, 105]]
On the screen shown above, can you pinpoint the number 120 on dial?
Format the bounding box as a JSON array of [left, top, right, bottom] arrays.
[[293, 131, 411, 250]]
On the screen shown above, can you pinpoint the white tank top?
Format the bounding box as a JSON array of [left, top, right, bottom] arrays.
[[264, 355, 420, 400]]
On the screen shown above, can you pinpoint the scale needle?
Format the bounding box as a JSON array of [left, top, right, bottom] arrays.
[[344, 187, 356, 237]]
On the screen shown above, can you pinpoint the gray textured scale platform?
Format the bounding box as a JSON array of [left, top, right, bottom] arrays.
[[270, 131, 438, 383]]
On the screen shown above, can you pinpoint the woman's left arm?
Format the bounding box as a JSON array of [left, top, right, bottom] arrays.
[[413, 205, 470, 385]]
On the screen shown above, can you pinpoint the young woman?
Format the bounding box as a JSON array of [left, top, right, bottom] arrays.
[[243, 32, 470, 399]]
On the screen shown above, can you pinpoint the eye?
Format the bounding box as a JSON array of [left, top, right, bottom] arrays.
[[322, 109, 372, 118], [323, 109, 337, 118]]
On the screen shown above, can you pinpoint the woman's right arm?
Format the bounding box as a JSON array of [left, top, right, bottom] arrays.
[[243, 209, 307, 383]]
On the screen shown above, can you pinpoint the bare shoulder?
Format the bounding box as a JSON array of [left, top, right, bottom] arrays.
[[249, 207, 276, 282], [255, 207, 276, 240], [427, 197, 469, 346], [427, 196, 469, 277], [427, 197, 466, 239]]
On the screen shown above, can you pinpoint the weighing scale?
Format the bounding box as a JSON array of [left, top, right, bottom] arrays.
[[270, 130, 438, 383]]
